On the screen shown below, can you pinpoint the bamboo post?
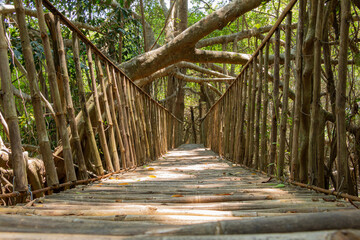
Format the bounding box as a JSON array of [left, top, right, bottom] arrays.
[[86, 47, 114, 172], [228, 81, 237, 160], [151, 101, 159, 158], [116, 73, 136, 167], [128, 82, 146, 163], [233, 78, 243, 162], [290, 0, 305, 181], [278, 12, 292, 178], [132, 84, 149, 161], [95, 56, 120, 171], [105, 63, 126, 168], [44, 13, 66, 114], [218, 103, 224, 156], [0, 17, 28, 192], [248, 55, 258, 167], [308, 1, 325, 186], [260, 42, 270, 172], [72, 33, 104, 176], [143, 96, 154, 160], [238, 72, 248, 163], [269, 28, 280, 175], [14, 0, 59, 186], [136, 91, 150, 161], [254, 48, 263, 170], [336, 0, 354, 194], [244, 66, 252, 165], [122, 76, 143, 165], [54, 15, 85, 181], [224, 94, 231, 157], [112, 70, 132, 168]]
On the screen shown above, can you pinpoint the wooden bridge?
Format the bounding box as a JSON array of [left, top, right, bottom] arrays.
[[1, 144, 359, 239], [1, 0, 360, 239]]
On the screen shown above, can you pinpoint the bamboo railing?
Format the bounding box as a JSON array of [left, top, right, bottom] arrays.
[[202, 0, 297, 172], [201, 0, 359, 199], [0, 0, 181, 200]]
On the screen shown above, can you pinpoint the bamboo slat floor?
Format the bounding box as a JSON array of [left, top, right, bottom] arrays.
[[1, 144, 359, 239]]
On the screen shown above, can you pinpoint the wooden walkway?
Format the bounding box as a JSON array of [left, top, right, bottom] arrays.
[[0, 144, 359, 239]]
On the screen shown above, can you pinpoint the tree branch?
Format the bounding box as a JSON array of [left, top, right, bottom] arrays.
[[190, 49, 251, 64], [196, 23, 295, 48], [120, 0, 266, 80], [174, 71, 234, 83]]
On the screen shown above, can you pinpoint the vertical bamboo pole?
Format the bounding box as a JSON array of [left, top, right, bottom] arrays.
[[248, 55, 258, 166], [219, 103, 224, 156], [86, 47, 114, 172], [290, 0, 305, 181], [336, 0, 354, 194], [244, 66, 253, 165], [95, 56, 120, 171], [54, 16, 84, 181], [225, 93, 232, 158], [0, 17, 28, 192], [44, 13, 66, 113], [238, 71, 248, 163], [72, 33, 104, 175], [190, 107, 197, 143], [14, 0, 59, 186], [269, 28, 280, 175], [233, 77, 243, 162], [134, 85, 150, 161], [117, 73, 136, 167], [254, 48, 263, 169], [278, 12, 292, 178], [106, 63, 126, 168], [143, 96, 154, 160], [113, 70, 132, 168], [123, 76, 143, 165], [260, 43, 270, 171], [308, 1, 324, 185], [229, 81, 238, 159]]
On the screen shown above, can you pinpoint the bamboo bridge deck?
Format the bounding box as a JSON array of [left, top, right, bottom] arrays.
[[0, 144, 359, 239]]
